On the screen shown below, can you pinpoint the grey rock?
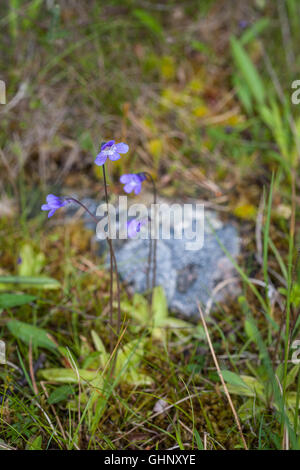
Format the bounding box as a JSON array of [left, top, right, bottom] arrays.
[[70, 197, 240, 319], [115, 220, 239, 318], [116, 238, 177, 304], [114, 202, 239, 319]]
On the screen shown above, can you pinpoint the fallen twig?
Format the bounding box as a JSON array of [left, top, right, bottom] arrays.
[[198, 302, 248, 450]]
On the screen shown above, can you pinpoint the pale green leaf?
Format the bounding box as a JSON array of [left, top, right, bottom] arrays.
[[0, 276, 60, 290], [7, 320, 57, 350], [124, 371, 153, 386], [121, 293, 149, 325], [133, 9, 163, 37], [26, 435, 42, 450], [221, 370, 250, 389], [91, 330, 108, 367], [238, 398, 263, 421], [152, 286, 168, 326], [48, 385, 74, 404], [231, 37, 265, 105], [39, 368, 101, 385], [222, 375, 265, 401], [18, 244, 45, 277], [0, 293, 36, 308], [245, 318, 259, 343], [286, 365, 300, 390], [115, 339, 144, 375]]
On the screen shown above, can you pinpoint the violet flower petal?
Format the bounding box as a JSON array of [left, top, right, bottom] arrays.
[[41, 194, 70, 217], [48, 209, 57, 218], [101, 140, 115, 150], [94, 153, 108, 166], [120, 174, 132, 184], [134, 185, 142, 195], [108, 152, 121, 161], [120, 173, 145, 195], [115, 143, 129, 154], [127, 218, 147, 238], [123, 183, 135, 193]]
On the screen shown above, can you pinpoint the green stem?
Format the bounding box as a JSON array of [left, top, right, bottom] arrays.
[[102, 165, 121, 347], [66, 194, 122, 351], [282, 169, 296, 440], [145, 173, 157, 294]]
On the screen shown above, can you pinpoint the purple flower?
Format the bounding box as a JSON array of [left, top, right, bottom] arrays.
[[239, 20, 249, 30], [41, 194, 70, 218], [94, 140, 129, 166], [120, 173, 146, 195], [127, 218, 147, 238]]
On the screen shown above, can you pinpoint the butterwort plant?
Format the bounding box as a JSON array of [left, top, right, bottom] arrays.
[[94, 140, 129, 166], [41, 140, 129, 351], [94, 140, 130, 345], [120, 173, 146, 195], [120, 171, 157, 295], [41, 140, 158, 347], [127, 218, 147, 238], [41, 194, 70, 218]]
